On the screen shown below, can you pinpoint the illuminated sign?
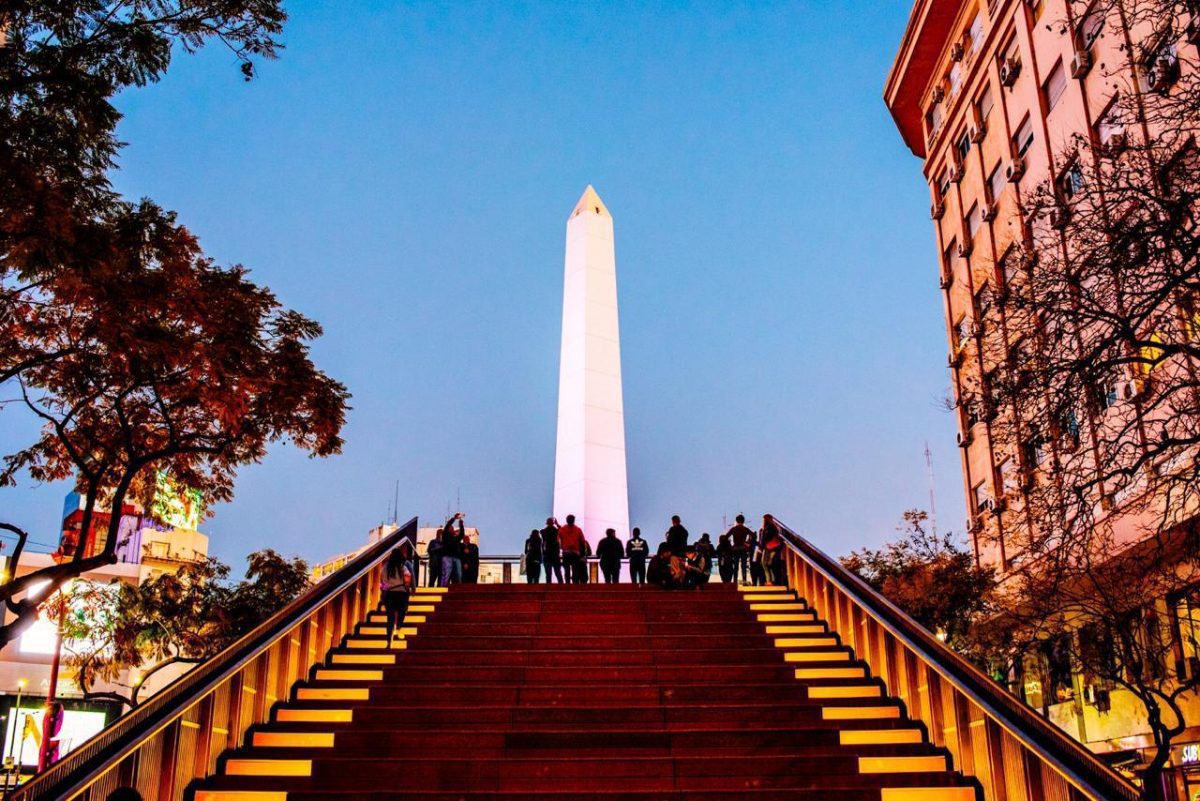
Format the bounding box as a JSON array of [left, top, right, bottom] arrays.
[[1183, 744, 1200, 765], [150, 471, 205, 531], [2, 707, 107, 766]]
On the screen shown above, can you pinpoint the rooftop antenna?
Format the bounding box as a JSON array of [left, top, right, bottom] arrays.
[[456, 487, 461, 515], [393, 480, 400, 525], [924, 441, 939, 537]]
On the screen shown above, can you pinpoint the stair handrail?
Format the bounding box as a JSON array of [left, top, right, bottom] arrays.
[[776, 520, 1139, 801], [11, 517, 418, 801]]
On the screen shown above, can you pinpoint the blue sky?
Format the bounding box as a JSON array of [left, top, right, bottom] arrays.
[[1, 1, 966, 566]]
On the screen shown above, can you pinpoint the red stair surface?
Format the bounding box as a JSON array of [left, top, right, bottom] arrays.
[[193, 584, 981, 801]]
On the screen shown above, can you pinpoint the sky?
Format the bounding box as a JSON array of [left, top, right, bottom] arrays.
[[0, 1, 967, 567]]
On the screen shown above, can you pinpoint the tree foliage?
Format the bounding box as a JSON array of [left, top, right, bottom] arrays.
[[0, 1, 349, 649], [53, 549, 309, 708], [841, 511, 996, 657]]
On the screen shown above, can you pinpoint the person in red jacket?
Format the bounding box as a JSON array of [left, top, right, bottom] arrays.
[[558, 514, 586, 583]]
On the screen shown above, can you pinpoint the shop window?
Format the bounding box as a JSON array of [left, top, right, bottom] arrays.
[[1171, 588, 1200, 680]]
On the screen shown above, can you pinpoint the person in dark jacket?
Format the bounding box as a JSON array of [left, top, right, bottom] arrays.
[[626, 528, 649, 585], [748, 527, 767, 586], [440, 514, 464, 585], [695, 533, 715, 576], [381, 541, 416, 647], [425, 529, 443, 587], [716, 533, 735, 583], [665, 515, 689, 557], [541, 517, 563, 584], [596, 528, 624, 583], [461, 533, 480, 583], [647, 543, 675, 588], [525, 528, 544, 583], [725, 514, 754, 584]]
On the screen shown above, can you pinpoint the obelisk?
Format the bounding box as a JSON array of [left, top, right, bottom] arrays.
[[553, 185, 630, 547]]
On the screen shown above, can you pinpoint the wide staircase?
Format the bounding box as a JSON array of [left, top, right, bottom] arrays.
[[194, 583, 977, 800]]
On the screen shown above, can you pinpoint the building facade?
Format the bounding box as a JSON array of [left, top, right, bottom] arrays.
[[886, 0, 1200, 794]]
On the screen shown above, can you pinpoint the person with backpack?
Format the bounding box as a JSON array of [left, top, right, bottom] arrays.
[[558, 514, 587, 584], [760, 513, 785, 586], [725, 514, 754, 584], [524, 528, 544, 584], [596, 528, 624, 583], [626, 528, 649, 585], [541, 517, 563, 584], [381, 541, 416, 648]]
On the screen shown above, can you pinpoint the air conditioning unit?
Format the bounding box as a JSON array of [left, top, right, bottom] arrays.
[[981, 203, 998, 221], [1049, 207, 1069, 230], [957, 430, 973, 448], [958, 236, 974, 258], [970, 122, 987, 143], [951, 42, 965, 62], [977, 497, 995, 514], [1000, 57, 1021, 87], [1147, 51, 1180, 93], [931, 85, 946, 103], [931, 201, 946, 220], [1071, 49, 1093, 78], [950, 161, 965, 183], [1007, 156, 1026, 182]]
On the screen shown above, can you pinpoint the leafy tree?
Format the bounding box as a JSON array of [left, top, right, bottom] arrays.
[[53, 549, 309, 709], [841, 510, 996, 657], [0, 2, 349, 649]]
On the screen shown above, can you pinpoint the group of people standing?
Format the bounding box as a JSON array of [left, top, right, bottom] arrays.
[[522, 513, 786, 589], [425, 513, 482, 587]]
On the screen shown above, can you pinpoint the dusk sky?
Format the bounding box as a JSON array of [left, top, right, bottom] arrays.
[[1, 1, 967, 566]]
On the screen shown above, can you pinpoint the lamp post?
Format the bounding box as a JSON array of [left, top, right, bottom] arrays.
[[3, 678, 27, 798]]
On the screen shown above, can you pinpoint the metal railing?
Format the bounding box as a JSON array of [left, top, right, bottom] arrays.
[[11, 518, 418, 801], [777, 520, 1140, 801]]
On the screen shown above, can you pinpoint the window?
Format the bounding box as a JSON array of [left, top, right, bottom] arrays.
[[956, 130, 972, 162], [1029, 0, 1045, 23], [967, 202, 983, 237], [1014, 115, 1035, 156], [999, 457, 1018, 494], [949, 63, 963, 96], [1000, 247, 1019, 286], [1079, 5, 1105, 49], [926, 102, 945, 139], [968, 13, 985, 53], [988, 161, 1005, 202], [1095, 100, 1125, 146], [973, 480, 990, 513], [1044, 60, 1068, 111], [1061, 162, 1085, 199], [975, 283, 993, 317], [977, 84, 994, 124], [938, 166, 952, 198], [952, 313, 969, 350]]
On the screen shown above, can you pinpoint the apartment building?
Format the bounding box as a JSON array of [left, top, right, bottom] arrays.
[[886, 0, 1199, 793]]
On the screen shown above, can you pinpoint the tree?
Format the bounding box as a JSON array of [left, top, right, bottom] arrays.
[[841, 511, 996, 658], [970, 2, 1200, 795], [0, 2, 349, 649], [54, 549, 309, 709]]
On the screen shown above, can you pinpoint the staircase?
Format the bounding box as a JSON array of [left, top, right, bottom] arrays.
[[194, 583, 980, 801]]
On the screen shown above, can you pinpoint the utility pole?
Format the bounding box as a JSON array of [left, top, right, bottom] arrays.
[[924, 441, 939, 537]]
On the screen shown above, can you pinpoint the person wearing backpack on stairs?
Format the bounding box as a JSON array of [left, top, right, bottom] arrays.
[[381, 541, 416, 648]]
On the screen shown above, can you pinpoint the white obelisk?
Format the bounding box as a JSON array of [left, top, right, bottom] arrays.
[[553, 185, 630, 548]]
